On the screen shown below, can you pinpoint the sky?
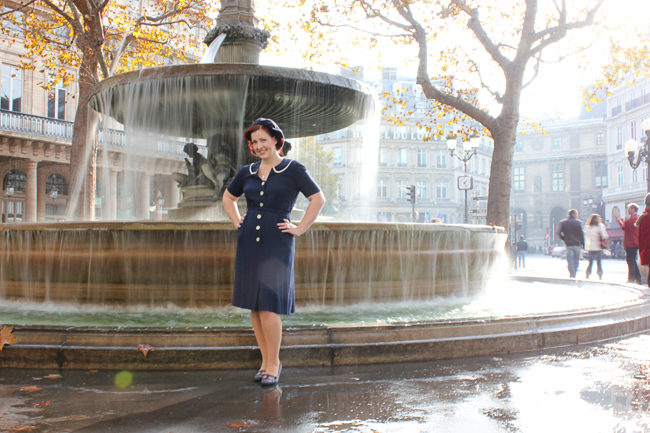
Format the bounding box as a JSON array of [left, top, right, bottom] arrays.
[[258, 0, 650, 121]]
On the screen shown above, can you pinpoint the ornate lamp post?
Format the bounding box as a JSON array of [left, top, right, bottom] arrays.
[[448, 137, 480, 224], [625, 118, 650, 193], [582, 195, 598, 217]]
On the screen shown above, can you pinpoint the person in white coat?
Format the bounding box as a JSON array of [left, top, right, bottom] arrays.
[[585, 213, 608, 280]]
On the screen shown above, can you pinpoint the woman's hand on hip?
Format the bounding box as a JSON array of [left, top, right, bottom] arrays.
[[234, 214, 246, 228], [278, 218, 303, 236]]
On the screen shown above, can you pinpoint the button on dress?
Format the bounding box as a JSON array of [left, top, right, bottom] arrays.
[[226, 159, 321, 315]]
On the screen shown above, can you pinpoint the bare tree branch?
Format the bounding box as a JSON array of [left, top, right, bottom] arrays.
[[521, 55, 541, 89], [468, 58, 504, 103], [40, 0, 80, 32], [451, 1, 512, 70], [108, 33, 134, 76], [358, 0, 413, 32], [0, 0, 39, 17], [314, 17, 411, 38]]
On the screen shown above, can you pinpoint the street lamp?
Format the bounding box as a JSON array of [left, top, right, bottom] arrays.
[[449, 136, 480, 223], [582, 195, 598, 216], [625, 118, 650, 192]]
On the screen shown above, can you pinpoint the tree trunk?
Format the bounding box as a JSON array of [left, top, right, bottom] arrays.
[[66, 51, 100, 221], [486, 124, 517, 228]]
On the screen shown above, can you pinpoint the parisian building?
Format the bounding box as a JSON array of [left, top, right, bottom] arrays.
[[601, 74, 650, 240], [0, 3, 208, 222], [510, 111, 608, 249], [316, 67, 493, 224]]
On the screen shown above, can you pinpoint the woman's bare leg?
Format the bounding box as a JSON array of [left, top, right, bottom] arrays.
[[259, 310, 282, 376], [251, 311, 268, 371]]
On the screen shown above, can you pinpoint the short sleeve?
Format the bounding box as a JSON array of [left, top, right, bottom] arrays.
[[226, 166, 247, 197], [294, 162, 321, 198]]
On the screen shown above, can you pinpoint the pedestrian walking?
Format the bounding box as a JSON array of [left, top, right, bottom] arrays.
[[585, 214, 608, 280], [510, 241, 518, 269], [616, 203, 642, 284], [516, 235, 528, 268], [557, 209, 584, 278], [222, 118, 326, 386], [635, 193, 650, 287]]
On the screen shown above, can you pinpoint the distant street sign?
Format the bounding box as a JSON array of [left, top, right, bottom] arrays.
[[471, 196, 488, 201], [469, 208, 488, 216]]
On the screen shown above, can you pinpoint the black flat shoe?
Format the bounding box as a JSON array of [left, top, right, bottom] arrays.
[[253, 370, 265, 382], [261, 364, 282, 386]]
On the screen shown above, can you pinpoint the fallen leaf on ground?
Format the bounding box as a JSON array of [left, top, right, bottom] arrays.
[[137, 344, 154, 357], [43, 374, 62, 379], [227, 420, 254, 428], [0, 326, 18, 350], [19, 386, 41, 392], [44, 415, 91, 422], [33, 401, 51, 407], [9, 425, 39, 432]]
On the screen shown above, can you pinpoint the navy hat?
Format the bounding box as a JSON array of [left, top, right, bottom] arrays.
[[244, 118, 285, 145]]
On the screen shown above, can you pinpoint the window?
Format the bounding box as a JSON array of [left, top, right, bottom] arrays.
[[553, 138, 561, 149], [2, 169, 26, 192], [45, 173, 68, 195], [631, 121, 637, 140], [596, 133, 605, 147], [617, 165, 623, 186], [617, 126, 623, 150], [397, 180, 407, 198], [513, 167, 525, 193], [2, 200, 23, 223], [47, 79, 66, 120], [436, 150, 446, 168], [417, 180, 427, 199], [515, 141, 523, 152], [377, 179, 387, 198], [1, 64, 22, 112], [551, 164, 564, 192], [356, 147, 362, 165], [417, 149, 427, 167], [333, 148, 341, 166], [534, 176, 542, 193], [378, 148, 387, 166], [436, 181, 448, 199], [397, 148, 407, 166], [595, 161, 607, 188]]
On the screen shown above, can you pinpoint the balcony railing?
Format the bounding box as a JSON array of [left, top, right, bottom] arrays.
[[612, 105, 623, 117], [0, 109, 207, 158], [625, 94, 650, 112]]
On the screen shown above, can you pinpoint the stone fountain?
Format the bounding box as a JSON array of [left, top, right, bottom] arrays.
[[1, 1, 649, 370]]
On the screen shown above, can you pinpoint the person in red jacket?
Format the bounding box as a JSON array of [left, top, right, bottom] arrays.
[[635, 194, 650, 287], [616, 203, 642, 284]]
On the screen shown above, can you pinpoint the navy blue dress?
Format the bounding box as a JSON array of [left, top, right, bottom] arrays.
[[226, 159, 321, 315]]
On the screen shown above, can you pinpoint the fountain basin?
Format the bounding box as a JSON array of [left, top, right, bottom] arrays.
[[88, 63, 375, 139], [0, 221, 505, 307], [1, 278, 649, 370]]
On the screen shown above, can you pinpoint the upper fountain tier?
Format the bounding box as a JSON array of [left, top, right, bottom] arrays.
[[88, 63, 375, 139]]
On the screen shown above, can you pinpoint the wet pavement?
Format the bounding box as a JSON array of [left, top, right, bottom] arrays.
[[2, 332, 650, 432], [2, 254, 649, 432]]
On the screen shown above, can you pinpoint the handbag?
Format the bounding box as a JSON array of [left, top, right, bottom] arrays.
[[599, 235, 608, 249]]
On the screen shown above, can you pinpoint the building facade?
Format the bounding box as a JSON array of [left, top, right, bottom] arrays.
[[316, 68, 493, 223], [511, 118, 608, 249], [601, 75, 650, 236], [0, 3, 209, 222]]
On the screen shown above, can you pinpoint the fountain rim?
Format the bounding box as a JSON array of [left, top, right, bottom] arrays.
[[88, 62, 376, 103], [0, 220, 506, 234]]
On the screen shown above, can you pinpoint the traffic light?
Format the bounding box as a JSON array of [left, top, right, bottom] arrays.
[[406, 185, 416, 204]]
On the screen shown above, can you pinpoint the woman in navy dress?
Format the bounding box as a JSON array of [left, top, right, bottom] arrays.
[[222, 118, 325, 386]]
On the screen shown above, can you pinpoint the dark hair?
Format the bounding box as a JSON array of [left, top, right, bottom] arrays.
[[569, 209, 578, 217], [243, 124, 284, 157], [587, 213, 600, 226], [629, 203, 639, 211]]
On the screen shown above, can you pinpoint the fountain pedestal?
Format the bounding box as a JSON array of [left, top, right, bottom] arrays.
[[167, 186, 231, 221]]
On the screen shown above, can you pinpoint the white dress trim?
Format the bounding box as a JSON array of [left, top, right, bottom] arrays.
[[248, 160, 292, 175]]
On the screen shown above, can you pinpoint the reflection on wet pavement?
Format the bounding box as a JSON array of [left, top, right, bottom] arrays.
[[1, 334, 649, 432]]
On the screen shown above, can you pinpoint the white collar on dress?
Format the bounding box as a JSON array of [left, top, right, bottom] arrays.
[[249, 159, 292, 175]]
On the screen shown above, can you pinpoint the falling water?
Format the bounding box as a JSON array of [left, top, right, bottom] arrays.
[[200, 33, 227, 64]]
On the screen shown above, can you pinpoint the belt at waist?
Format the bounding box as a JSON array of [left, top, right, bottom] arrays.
[[248, 206, 290, 216]]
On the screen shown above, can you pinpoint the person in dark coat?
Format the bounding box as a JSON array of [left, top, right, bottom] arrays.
[[516, 235, 528, 268], [557, 209, 584, 278], [223, 118, 325, 386], [635, 194, 650, 287], [616, 203, 642, 284]]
